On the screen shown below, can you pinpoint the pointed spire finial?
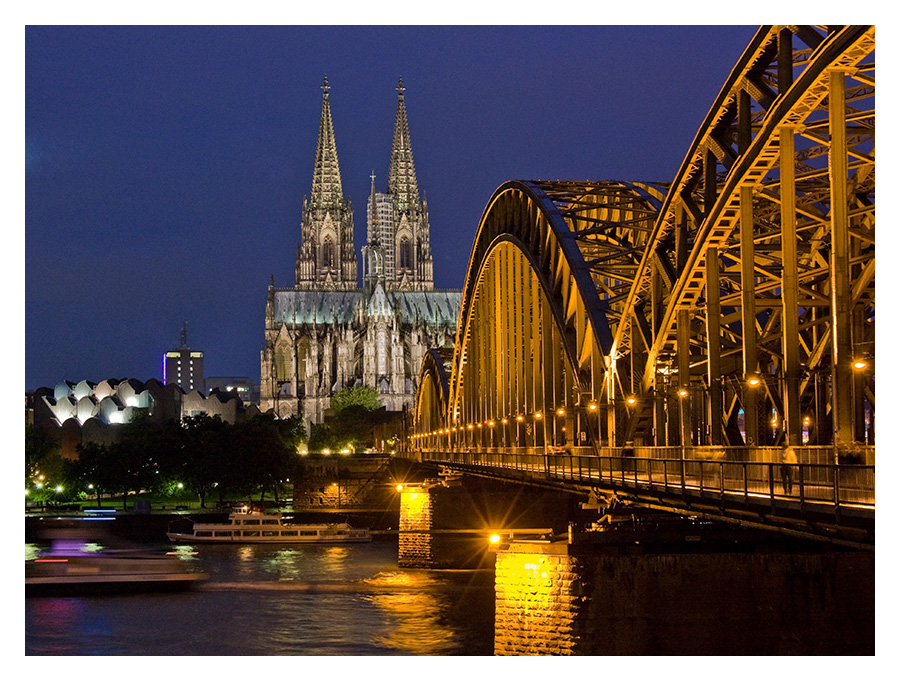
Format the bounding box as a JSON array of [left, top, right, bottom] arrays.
[[322, 76, 330, 98], [397, 77, 405, 97]]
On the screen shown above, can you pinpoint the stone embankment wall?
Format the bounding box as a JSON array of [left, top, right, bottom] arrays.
[[494, 542, 874, 655]]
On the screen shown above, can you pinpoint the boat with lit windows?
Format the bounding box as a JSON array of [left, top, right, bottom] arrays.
[[166, 507, 372, 544], [26, 527, 207, 596]]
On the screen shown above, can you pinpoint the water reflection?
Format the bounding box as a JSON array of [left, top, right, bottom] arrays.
[[26, 539, 495, 655], [363, 571, 458, 655]]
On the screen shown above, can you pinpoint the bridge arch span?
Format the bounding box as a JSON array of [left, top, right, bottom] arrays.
[[419, 180, 663, 452], [411, 25, 874, 456]]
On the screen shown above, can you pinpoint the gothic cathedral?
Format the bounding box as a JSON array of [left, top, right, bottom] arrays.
[[260, 78, 461, 425]]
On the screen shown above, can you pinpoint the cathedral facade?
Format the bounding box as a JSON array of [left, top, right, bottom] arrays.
[[260, 78, 461, 425]]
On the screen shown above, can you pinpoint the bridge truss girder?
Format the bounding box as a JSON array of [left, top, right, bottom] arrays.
[[612, 25, 874, 450], [413, 25, 874, 456]]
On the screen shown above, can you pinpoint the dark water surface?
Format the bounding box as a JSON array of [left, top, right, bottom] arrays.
[[25, 538, 496, 656]]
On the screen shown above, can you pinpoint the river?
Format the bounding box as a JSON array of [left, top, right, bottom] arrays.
[[25, 537, 496, 656]]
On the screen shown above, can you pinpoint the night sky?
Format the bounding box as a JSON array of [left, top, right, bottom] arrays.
[[25, 24, 761, 392]]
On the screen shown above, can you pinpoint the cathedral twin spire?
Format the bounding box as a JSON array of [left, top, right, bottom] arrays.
[[309, 76, 343, 209], [297, 76, 433, 292], [387, 78, 419, 214]]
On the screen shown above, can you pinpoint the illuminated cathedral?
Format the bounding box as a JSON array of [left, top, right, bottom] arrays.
[[260, 78, 461, 425]]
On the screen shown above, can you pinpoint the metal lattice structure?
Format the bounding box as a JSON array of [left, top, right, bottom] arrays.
[[414, 25, 874, 458]]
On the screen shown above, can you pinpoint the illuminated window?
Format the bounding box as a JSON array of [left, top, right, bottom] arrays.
[[322, 237, 334, 268]]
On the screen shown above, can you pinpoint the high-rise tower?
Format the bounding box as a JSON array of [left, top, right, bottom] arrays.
[[295, 77, 358, 290]]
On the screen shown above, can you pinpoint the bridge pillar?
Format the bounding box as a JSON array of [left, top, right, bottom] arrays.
[[494, 540, 589, 655], [492, 536, 873, 655], [397, 483, 439, 568]]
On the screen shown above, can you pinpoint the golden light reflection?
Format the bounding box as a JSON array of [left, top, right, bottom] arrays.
[[364, 571, 456, 654]]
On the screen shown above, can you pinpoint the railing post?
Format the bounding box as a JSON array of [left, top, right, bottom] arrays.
[[743, 463, 749, 504]]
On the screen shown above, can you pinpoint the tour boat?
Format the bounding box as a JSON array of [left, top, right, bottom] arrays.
[[166, 507, 372, 544], [26, 529, 207, 596]]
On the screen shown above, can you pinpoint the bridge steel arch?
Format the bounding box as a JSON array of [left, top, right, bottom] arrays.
[[413, 180, 665, 452], [610, 25, 875, 453], [412, 25, 874, 459]]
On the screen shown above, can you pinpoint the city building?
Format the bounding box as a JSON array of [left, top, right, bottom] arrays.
[[32, 377, 260, 458], [162, 323, 205, 393], [205, 376, 259, 406], [260, 78, 461, 425]]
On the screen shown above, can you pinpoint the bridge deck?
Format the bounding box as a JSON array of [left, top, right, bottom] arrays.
[[401, 448, 874, 547]]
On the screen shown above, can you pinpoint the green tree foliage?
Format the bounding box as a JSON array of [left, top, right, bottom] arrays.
[[56, 412, 307, 508], [26, 421, 58, 481], [179, 414, 229, 508], [330, 386, 382, 414], [26, 422, 66, 504]]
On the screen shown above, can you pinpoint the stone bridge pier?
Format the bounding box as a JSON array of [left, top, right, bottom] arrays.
[[492, 534, 874, 655]]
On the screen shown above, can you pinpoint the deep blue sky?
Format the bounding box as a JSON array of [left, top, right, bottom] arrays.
[[25, 25, 760, 392]]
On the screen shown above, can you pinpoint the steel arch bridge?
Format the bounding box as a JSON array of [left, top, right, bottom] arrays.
[[409, 26, 874, 543]]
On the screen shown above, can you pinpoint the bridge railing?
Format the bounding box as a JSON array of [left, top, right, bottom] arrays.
[[410, 449, 874, 510]]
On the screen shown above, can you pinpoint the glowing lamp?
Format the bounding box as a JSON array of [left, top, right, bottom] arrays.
[[588, 403, 598, 411], [853, 360, 867, 370], [489, 534, 502, 544], [516, 415, 524, 422], [557, 408, 565, 416], [534, 412, 542, 419], [747, 376, 761, 386], [396, 485, 403, 492], [678, 388, 688, 397], [626, 396, 636, 405]]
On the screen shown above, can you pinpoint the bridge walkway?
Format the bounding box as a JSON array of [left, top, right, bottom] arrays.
[[400, 447, 874, 546]]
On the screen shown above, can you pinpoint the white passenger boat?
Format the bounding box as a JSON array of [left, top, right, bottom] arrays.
[[166, 507, 372, 544], [26, 528, 207, 596]]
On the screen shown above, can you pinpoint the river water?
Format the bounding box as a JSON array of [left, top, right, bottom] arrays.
[[25, 537, 496, 656]]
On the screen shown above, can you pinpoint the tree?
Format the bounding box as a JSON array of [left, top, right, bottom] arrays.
[[230, 414, 296, 503], [330, 386, 382, 414], [25, 423, 59, 485], [176, 414, 230, 508]]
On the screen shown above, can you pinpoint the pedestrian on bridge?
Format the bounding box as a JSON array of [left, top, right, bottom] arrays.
[[781, 447, 798, 494]]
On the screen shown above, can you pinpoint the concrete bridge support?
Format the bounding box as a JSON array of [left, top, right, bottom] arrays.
[[492, 538, 874, 655], [397, 483, 439, 568]]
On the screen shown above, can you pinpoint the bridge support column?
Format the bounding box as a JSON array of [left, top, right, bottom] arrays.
[[492, 536, 873, 655], [398, 483, 439, 568], [494, 540, 589, 655]]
